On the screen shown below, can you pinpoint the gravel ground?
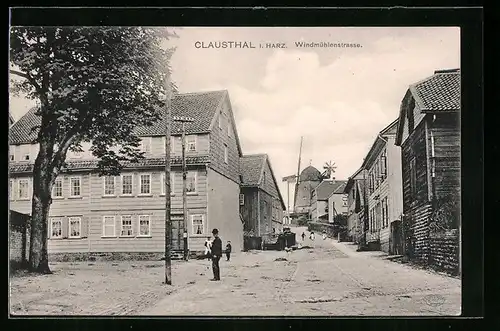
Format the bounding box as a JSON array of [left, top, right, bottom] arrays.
[[10, 226, 461, 316]]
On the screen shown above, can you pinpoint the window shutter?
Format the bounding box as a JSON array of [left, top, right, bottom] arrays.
[[62, 217, 69, 239], [115, 216, 121, 237], [81, 216, 88, 238]]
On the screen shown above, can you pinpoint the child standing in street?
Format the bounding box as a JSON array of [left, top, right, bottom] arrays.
[[225, 241, 232, 261], [204, 237, 212, 261]]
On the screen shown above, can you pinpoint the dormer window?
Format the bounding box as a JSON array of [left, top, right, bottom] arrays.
[[139, 137, 152, 154]]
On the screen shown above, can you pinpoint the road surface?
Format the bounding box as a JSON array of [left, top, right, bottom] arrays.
[[141, 227, 461, 316]]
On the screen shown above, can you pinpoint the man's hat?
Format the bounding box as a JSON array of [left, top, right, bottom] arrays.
[[212, 228, 219, 234]]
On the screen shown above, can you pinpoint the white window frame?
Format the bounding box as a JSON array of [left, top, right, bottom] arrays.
[[120, 215, 134, 237], [186, 135, 197, 152], [224, 144, 228, 164], [160, 172, 175, 196], [70, 176, 82, 197], [50, 218, 63, 239], [18, 178, 30, 200], [103, 176, 116, 196], [186, 171, 197, 195], [102, 216, 116, 237], [139, 137, 152, 154], [68, 216, 82, 238], [138, 215, 151, 237], [139, 173, 152, 195], [52, 178, 63, 198], [191, 214, 205, 235], [239, 193, 244, 205], [121, 174, 133, 196]]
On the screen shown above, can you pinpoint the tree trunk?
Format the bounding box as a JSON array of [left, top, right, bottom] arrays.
[[28, 146, 54, 274]]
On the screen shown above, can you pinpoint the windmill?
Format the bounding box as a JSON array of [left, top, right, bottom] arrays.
[[321, 160, 337, 180]]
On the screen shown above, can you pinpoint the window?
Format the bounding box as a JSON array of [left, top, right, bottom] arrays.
[[139, 174, 151, 195], [186, 135, 196, 152], [380, 150, 387, 180], [70, 177, 81, 197], [381, 197, 389, 228], [69, 217, 81, 238], [239, 193, 244, 205], [24, 153, 30, 161], [50, 218, 62, 239], [192, 214, 204, 235], [342, 196, 348, 207], [121, 215, 133, 236], [102, 216, 116, 237], [138, 215, 151, 236], [186, 171, 197, 194], [18, 179, 29, 199], [224, 144, 228, 163], [103, 176, 115, 196], [121, 174, 133, 195], [160, 173, 175, 195], [139, 137, 151, 154], [52, 178, 63, 198], [9, 153, 14, 161]]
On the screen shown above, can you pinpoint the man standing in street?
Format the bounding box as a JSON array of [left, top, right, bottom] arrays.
[[210, 228, 222, 281]]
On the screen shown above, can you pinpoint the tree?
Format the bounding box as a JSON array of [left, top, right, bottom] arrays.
[[9, 27, 176, 273]]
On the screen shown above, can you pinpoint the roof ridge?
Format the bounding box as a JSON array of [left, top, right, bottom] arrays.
[[175, 89, 228, 96]]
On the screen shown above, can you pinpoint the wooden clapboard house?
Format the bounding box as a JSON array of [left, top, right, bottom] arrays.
[[9, 90, 246, 258]]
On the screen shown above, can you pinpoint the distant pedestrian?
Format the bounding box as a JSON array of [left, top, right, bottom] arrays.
[[225, 241, 232, 261], [310, 231, 315, 241], [210, 228, 222, 281], [301, 232, 306, 241], [204, 237, 212, 261], [322, 231, 327, 240]]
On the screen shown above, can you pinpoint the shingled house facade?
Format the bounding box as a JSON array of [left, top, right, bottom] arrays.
[[9, 90, 245, 258], [239, 154, 286, 236], [395, 69, 461, 274]]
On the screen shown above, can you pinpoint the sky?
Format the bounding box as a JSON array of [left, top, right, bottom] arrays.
[[9, 27, 460, 212]]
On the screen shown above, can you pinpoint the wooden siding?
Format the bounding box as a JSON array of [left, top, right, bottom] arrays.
[[401, 122, 429, 211], [407, 203, 433, 262], [207, 168, 243, 252], [240, 187, 258, 234], [259, 190, 274, 234], [209, 96, 241, 184], [89, 169, 207, 211], [260, 160, 280, 198], [428, 115, 461, 201], [400, 98, 426, 146]]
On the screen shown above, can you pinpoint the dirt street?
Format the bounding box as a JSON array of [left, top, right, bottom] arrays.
[[10, 226, 460, 316]]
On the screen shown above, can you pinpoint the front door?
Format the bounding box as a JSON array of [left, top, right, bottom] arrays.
[[171, 213, 186, 251]]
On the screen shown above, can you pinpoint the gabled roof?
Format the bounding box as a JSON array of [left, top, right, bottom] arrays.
[[239, 153, 286, 210], [344, 167, 366, 193], [314, 180, 347, 200], [396, 69, 460, 145], [9, 90, 231, 145], [362, 119, 398, 169], [9, 113, 15, 125], [409, 68, 461, 112], [9, 156, 210, 174], [240, 154, 266, 186]]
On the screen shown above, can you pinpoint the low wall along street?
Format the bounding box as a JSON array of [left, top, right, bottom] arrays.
[[429, 229, 460, 275]]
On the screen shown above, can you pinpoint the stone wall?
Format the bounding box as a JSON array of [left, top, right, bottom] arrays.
[[429, 229, 459, 275]]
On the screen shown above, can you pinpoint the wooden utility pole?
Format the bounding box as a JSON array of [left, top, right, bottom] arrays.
[[173, 116, 194, 261], [163, 73, 173, 285]]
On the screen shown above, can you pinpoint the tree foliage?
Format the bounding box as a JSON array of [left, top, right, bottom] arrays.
[[9, 27, 176, 273], [10, 27, 176, 175]]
